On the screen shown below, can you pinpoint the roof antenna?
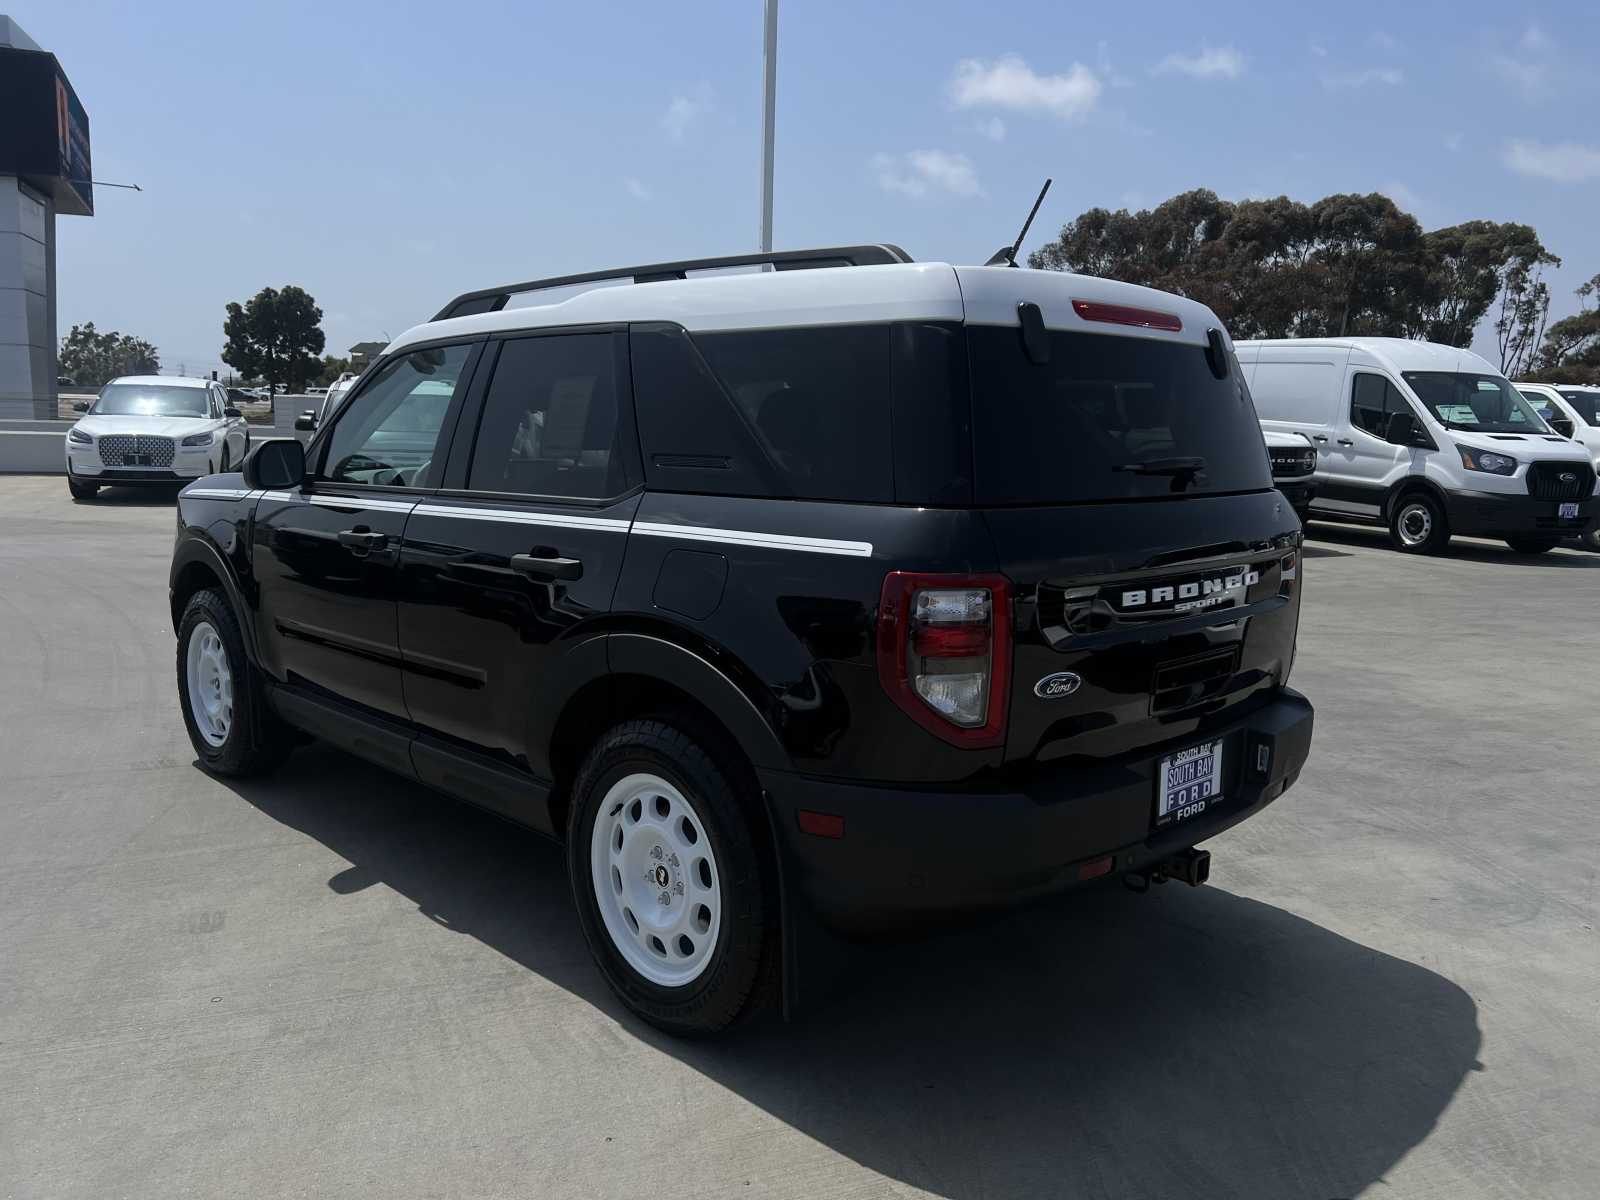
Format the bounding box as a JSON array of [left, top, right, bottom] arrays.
[[985, 178, 1052, 267]]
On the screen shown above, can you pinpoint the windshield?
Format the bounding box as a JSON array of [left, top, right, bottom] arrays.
[[1558, 389, 1600, 425], [969, 328, 1272, 504], [1403, 372, 1550, 434], [93, 383, 209, 418]]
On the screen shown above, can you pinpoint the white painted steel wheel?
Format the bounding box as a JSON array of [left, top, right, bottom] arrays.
[[185, 619, 234, 747], [589, 772, 722, 988]]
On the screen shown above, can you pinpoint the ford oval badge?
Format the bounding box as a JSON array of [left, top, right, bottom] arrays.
[[1034, 672, 1082, 699]]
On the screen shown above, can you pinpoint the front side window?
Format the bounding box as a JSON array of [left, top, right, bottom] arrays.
[[467, 333, 627, 499], [1558, 390, 1600, 425], [93, 383, 209, 418], [321, 344, 472, 487], [1351, 373, 1412, 437], [1404, 372, 1549, 435]]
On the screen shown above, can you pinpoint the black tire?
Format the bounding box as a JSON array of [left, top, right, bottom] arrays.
[[1388, 491, 1450, 554], [567, 717, 774, 1036], [176, 588, 293, 776], [67, 477, 97, 501], [1505, 536, 1560, 555], [1582, 526, 1600, 554]]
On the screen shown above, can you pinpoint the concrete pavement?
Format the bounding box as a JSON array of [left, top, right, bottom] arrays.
[[1, 475, 1597, 1199]]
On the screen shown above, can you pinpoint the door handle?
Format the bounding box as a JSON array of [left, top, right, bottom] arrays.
[[1312, 435, 1328, 442], [337, 528, 388, 556], [510, 553, 583, 581], [1336, 439, 1354, 446]]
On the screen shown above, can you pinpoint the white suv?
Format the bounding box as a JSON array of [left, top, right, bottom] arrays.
[[65, 375, 250, 501]]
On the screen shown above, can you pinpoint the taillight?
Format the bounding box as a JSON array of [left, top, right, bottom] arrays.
[[876, 572, 1011, 748], [1071, 299, 1183, 333]]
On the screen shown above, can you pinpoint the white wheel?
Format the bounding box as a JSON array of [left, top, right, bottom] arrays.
[[185, 620, 234, 747], [589, 772, 722, 987]]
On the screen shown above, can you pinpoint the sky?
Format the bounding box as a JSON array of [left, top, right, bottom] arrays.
[[16, 0, 1600, 378]]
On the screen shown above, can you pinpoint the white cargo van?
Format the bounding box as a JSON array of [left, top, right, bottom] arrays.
[[1236, 337, 1598, 554]]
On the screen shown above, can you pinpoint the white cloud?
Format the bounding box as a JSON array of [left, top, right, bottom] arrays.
[[1520, 24, 1554, 53], [1153, 45, 1245, 80], [661, 84, 713, 141], [1320, 67, 1404, 89], [1095, 40, 1135, 88], [1309, 41, 1329, 58], [1369, 30, 1400, 51], [948, 56, 1101, 122], [1379, 180, 1423, 213], [975, 117, 1006, 142], [1445, 132, 1464, 152], [872, 150, 983, 199], [623, 177, 650, 201], [1502, 139, 1600, 183]]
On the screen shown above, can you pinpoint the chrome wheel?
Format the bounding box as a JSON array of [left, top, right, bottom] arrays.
[[589, 772, 721, 987], [1397, 502, 1432, 547], [185, 620, 234, 747]]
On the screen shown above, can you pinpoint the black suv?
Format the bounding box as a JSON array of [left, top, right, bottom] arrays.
[[170, 246, 1314, 1035]]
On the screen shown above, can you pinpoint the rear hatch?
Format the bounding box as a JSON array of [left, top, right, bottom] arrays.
[[959, 279, 1301, 772]]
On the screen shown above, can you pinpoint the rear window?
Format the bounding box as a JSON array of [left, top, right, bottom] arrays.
[[967, 328, 1272, 505]]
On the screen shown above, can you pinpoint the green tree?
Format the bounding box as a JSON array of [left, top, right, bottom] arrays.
[[58, 322, 161, 387], [1493, 243, 1560, 379], [313, 355, 352, 387], [1527, 273, 1600, 383], [1029, 191, 1557, 351], [221, 286, 327, 394]]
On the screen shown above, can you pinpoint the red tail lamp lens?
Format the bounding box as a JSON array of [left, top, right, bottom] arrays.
[[1071, 299, 1183, 333]]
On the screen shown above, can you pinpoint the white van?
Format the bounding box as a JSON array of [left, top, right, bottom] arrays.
[[1236, 337, 1598, 554]]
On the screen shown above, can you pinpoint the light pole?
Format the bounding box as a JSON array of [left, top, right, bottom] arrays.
[[758, 0, 777, 252]]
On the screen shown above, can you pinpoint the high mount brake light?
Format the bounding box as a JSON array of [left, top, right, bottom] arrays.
[[877, 572, 1011, 749], [1071, 299, 1183, 333]]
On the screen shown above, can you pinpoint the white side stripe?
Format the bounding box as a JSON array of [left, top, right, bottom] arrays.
[[631, 521, 873, 557], [414, 503, 632, 532]]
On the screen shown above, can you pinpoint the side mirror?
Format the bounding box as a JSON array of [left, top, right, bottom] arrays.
[[294, 409, 318, 432], [73, 401, 90, 412], [243, 438, 306, 490], [223, 406, 241, 419], [1551, 417, 1574, 438], [1384, 410, 1419, 446]]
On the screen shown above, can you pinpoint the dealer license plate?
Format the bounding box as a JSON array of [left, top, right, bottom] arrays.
[[1559, 502, 1579, 519], [1156, 740, 1224, 827]]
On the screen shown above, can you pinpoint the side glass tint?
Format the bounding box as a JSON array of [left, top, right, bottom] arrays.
[[467, 334, 625, 499], [321, 344, 472, 487]]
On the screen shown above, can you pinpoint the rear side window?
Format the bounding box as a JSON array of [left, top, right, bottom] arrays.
[[467, 333, 629, 499], [632, 323, 893, 503], [968, 328, 1272, 505]]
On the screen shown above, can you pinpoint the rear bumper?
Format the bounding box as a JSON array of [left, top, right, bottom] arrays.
[[761, 688, 1313, 933], [1444, 489, 1596, 538]]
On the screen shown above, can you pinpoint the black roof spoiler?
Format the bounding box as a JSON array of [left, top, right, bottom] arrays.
[[430, 244, 914, 322]]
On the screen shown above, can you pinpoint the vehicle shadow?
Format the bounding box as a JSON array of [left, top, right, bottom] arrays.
[[222, 747, 1481, 1200], [1299, 544, 1352, 560], [84, 484, 186, 506], [1307, 520, 1598, 567]]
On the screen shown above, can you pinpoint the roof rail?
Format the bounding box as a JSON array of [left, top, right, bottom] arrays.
[[430, 244, 914, 322]]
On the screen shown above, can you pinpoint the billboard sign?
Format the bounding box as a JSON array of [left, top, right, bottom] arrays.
[[0, 46, 93, 216]]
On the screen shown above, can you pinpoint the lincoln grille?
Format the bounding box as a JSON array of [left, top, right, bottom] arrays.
[[98, 435, 175, 468], [1526, 461, 1594, 502]]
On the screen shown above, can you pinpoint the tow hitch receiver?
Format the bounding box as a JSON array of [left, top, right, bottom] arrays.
[[1159, 848, 1210, 887], [1125, 848, 1211, 892]]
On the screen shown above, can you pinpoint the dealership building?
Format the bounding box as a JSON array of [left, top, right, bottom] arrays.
[[1, 16, 92, 418]]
